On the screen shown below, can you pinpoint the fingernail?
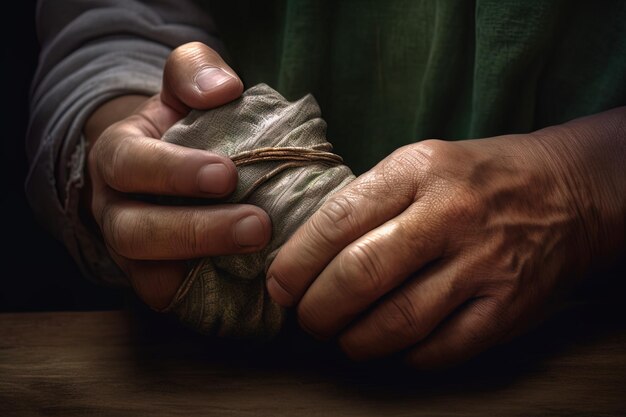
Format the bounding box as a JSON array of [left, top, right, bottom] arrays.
[[197, 163, 231, 195], [266, 276, 294, 307], [195, 67, 236, 92], [234, 215, 266, 247]]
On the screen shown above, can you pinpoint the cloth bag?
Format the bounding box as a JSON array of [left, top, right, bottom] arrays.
[[161, 84, 355, 338]]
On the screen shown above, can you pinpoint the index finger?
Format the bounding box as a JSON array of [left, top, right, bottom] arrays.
[[294, 199, 446, 339], [93, 127, 238, 198], [266, 151, 420, 307]]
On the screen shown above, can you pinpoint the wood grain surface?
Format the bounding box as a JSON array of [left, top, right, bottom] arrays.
[[1, 297, 625, 416]]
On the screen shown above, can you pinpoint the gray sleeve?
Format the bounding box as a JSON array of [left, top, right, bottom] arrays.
[[26, 0, 224, 285]]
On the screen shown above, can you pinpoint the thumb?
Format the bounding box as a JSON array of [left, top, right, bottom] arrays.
[[161, 41, 244, 114]]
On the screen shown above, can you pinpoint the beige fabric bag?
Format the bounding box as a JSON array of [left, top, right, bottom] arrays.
[[161, 84, 355, 339]]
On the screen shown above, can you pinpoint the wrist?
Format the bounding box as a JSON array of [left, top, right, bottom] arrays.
[[530, 108, 626, 269]]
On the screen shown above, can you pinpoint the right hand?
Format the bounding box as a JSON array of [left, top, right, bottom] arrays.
[[83, 42, 272, 310]]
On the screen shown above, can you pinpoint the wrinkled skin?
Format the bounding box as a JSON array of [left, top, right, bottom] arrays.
[[84, 41, 625, 368], [84, 42, 271, 310], [268, 113, 625, 368]]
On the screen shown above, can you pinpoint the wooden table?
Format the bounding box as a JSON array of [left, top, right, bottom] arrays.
[[1, 298, 625, 416]]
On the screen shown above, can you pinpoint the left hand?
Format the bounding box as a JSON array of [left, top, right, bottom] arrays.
[[83, 42, 271, 310], [266, 116, 625, 368]]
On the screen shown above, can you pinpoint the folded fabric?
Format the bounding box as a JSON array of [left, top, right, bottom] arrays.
[[161, 84, 355, 339]]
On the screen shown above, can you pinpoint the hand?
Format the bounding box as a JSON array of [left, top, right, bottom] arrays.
[[83, 42, 271, 310], [267, 109, 626, 368]]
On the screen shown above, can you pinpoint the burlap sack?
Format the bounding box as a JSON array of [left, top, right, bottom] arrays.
[[161, 84, 355, 339]]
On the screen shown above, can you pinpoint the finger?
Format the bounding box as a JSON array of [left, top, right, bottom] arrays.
[[404, 297, 507, 369], [338, 261, 472, 360], [115, 257, 189, 311], [267, 149, 422, 306], [106, 250, 187, 310], [161, 41, 243, 114], [127, 94, 184, 138], [295, 199, 446, 339], [97, 200, 271, 260], [93, 129, 238, 197]]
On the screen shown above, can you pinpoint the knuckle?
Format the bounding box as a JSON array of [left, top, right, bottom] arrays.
[[406, 140, 448, 170], [373, 140, 455, 203], [335, 240, 387, 299], [169, 41, 220, 68], [267, 255, 300, 298], [381, 291, 424, 340], [464, 299, 507, 345], [383, 145, 424, 182], [269, 268, 292, 293], [100, 204, 127, 255], [296, 303, 326, 339], [108, 137, 176, 193], [175, 212, 203, 255], [404, 141, 486, 227], [361, 146, 426, 203], [103, 206, 152, 258], [314, 195, 360, 243], [407, 139, 458, 187], [106, 137, 134, 190]]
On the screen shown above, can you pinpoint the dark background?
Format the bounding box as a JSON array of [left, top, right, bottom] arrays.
[[1, 0, 122, 311]]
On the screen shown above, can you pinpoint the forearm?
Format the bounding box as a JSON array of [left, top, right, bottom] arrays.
[[534, 107, 626, 267]]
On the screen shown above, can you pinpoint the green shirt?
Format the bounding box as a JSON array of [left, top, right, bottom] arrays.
[[203, 0, 626, 174]]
